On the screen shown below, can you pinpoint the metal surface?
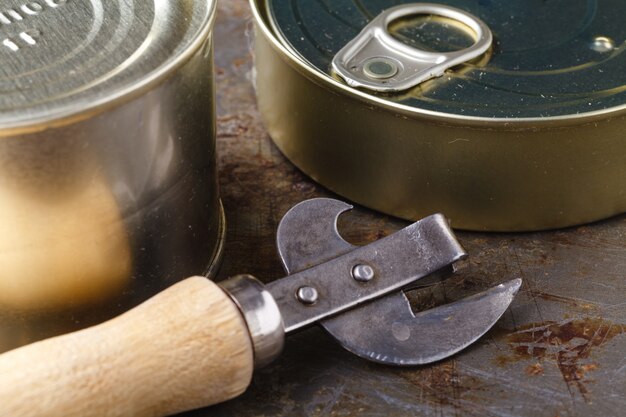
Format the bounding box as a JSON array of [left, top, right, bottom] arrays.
[[352, 264, 375, 282], [269, 208, 467, 333], [218, 196, 517, 369], [322, 279, 521, 365], [251, 0, 626, 231], [295, 286, 319, 305], [187, 3, 626, 415], [220, 274, 285, 369], [276, 198, 354, 274], [0, 0, 221, 353], [0, 0, 216, 131], [332, 3, 493, 92], [221, 195, 506, 369], [268, 0, 626, 118], [275, 197, 519, 365]]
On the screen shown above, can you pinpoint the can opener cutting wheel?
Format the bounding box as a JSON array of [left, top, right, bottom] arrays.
[[0, 198, 521, 417]]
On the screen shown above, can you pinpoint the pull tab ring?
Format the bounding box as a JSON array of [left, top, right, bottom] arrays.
[[332, 3, 493, 92]]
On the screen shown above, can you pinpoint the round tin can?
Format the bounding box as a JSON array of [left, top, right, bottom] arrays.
[[0, 0, 220, 352], [251, 0, 626, 231]]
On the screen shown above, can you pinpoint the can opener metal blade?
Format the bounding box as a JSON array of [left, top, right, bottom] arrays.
[[270, 198, 521, 366], [0, 198, 521, 417]]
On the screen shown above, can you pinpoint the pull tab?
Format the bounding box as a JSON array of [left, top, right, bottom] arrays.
[[331, 3, 492, 92]]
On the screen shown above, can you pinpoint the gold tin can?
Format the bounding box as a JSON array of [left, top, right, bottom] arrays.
[[0, 0, 220, 351], [251, 0, 626, 231]]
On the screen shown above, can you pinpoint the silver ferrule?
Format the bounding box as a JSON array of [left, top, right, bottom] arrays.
[[219, 274, 285, 369]]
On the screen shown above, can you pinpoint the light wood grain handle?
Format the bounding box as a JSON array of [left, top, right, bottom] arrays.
[[0, 277, 254, 417]]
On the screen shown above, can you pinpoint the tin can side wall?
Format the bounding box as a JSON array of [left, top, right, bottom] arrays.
[[253, 25, 626, 232], [0, 36, 222, 353]]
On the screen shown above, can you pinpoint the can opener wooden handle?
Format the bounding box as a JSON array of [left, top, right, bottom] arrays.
[[0, 198, 521, 416]]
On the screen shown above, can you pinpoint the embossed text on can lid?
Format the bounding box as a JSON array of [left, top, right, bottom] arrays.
[[0, 0, 216, 131]]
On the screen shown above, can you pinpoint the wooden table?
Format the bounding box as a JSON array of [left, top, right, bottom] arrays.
[[190, 2, 626, 415]]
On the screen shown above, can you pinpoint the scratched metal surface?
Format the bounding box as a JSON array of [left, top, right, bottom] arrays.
[[184, 2, 626, 416]]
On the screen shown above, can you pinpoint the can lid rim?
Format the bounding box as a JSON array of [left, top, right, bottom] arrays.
[[0, 0, 217, 136], [252, 0, 626, 126]]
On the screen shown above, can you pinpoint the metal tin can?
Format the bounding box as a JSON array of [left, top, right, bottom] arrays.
[[251, 0, 626, 231], [0, 0, 220, 351]]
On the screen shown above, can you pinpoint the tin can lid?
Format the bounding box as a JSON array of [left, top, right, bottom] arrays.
[[0, 0, 215, 131], [266, 0, 626, 119]]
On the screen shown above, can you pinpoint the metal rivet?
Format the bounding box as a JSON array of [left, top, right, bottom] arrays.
[[590, 36, 614, 53], [352, 264, 375, 282], [296, 286, 318, 305], [362, 57, 398, 79]]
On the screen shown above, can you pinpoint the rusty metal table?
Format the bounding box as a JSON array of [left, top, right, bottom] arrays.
[[186, 2, 626, 416]]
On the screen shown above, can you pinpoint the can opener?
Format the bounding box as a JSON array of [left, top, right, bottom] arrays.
[[0, 198, 521, 417]]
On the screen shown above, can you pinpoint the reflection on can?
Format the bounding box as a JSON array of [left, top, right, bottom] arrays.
[[0, 0, 222, 352]]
